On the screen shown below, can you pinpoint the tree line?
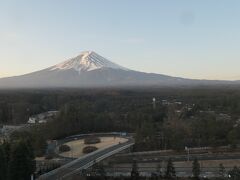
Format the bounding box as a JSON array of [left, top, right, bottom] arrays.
[[0, 87, 240, 154], [0, 139, 35, 180]]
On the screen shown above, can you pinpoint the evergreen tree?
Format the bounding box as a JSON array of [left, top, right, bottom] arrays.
[[131, 160, 139, 180], [219, 163, 226, 178], [227, 129, 238, 149], [0, 141, 11, 180], [150, 172, 158, 180], [135, 119, 158, 151], [165, 158, 176, 179], [228, 166, 240, 180], [0, 145, 8, 180], [92, 162, 106, 179], [192, 158, 200, 179], [1, 141, 11, 163], [156, 162, 162, 177], [8, 140, 36, 180], [97, 163, 106, 179]]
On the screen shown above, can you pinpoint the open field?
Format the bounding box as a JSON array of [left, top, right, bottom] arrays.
[[59, 137, 128, 158]]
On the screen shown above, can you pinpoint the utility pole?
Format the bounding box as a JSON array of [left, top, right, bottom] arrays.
[[185, 146, 190, 161], [153, 97, 156, 109]]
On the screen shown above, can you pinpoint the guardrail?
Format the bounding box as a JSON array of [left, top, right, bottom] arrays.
[[62, 141, 134, 179], [65, 132, 128, 140], [38, 136, 134, 180]]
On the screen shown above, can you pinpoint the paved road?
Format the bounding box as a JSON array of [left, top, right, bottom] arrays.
[[38, 138, 134, 180], [105, 161, 240, 178], [113, 151, 240, 163], [106, 153, 240, 178]]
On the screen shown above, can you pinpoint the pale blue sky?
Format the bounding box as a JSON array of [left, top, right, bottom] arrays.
[[0, 0, 240, 80]]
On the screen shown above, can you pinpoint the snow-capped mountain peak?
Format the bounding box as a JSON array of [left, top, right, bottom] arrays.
[[0, 51, 237, 89], [50, 51, 128, 73]]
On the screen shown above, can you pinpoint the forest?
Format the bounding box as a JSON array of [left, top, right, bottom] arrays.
[[0, 86, 240, 156]]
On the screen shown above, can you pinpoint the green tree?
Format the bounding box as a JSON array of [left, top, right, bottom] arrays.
[[0, 145, 8, 180], [156, 162, 162, 177], [228, 129, 239, 149], [92, 162, 106, 179], [150, 172, 158, 180], [1, 141, 11, 164], [8, 140, 36, 180], [165, 158, 176, 179], [219, 163, 226, 178], [228, 166, 240, 180], [131, 160, 139, 180], [192, 158, 200, 179], [135, 120, 157, 151], [97, 163, 106, 179]]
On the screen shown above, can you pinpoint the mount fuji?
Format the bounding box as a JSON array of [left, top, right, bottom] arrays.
[[0, 51, 237, 88], [49, 51, 129, 73]]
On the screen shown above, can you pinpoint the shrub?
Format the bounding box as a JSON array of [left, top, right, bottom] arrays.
[[84, 136, 101, 145], [45, 154, 54, 160], [59, 144, 71, 152], [82, 146, 98, 154]]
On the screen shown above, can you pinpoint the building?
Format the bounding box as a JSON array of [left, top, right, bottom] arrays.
[[0, 124, 26, 136], [28, 111, 58, 124]]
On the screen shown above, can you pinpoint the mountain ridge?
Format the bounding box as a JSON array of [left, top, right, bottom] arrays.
[[0, 51, 239, 88]]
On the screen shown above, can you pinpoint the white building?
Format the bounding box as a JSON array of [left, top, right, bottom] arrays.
[[28, 111, 58, 124]]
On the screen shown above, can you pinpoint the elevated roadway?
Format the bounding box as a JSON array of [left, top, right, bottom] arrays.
[[38, 137, 134, 180]]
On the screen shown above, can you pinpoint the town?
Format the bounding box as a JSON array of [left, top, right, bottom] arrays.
[[0, 87, 240, 179]]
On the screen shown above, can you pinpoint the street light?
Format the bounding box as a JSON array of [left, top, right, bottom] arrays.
[[153, 97, 156, 109], [185, 146, 190, 161]]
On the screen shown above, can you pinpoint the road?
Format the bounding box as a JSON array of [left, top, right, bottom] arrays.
[[113, 152, 240, 163], [105, 161, 239, 178], [106, 151, 240, 178], [38, 138, 134, 180]]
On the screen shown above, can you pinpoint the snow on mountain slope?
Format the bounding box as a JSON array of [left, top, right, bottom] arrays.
[[0, 51, 237, 89], [49, 51, 129, 73]]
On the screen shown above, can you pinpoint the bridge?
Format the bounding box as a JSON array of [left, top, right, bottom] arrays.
[[38, 137, 134, 180]]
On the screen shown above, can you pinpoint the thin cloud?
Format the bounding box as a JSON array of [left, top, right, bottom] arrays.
[[120, 38, 145, 44]]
